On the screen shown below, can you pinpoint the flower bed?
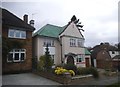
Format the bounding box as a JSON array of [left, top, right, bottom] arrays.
[[35, 71, 72, 84]]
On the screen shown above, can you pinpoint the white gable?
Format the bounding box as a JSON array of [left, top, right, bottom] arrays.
[[60, 22, 84, 38]]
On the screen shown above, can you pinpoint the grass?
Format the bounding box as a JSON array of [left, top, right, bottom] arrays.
[[106, 82, 120, 87]]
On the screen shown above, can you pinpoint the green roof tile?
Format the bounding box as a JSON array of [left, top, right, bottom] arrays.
[[85, 48, 91, 55], [33, 24, 65, 38]]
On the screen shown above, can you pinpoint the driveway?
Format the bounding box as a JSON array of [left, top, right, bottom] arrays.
[[2, 73, 61, 85]]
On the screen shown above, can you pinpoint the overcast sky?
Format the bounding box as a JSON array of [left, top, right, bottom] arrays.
[[1, 0, 119, 47]]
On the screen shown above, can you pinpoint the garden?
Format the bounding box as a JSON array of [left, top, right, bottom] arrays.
[[34, 45, 99, 84]]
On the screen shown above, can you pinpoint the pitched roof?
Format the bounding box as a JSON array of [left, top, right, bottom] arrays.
[[91, 43, 119, 59], [85, 48, 91, 55], [113, 55, 120, 59], [2, 8, 35, 31], [33, 24, 65, 38]]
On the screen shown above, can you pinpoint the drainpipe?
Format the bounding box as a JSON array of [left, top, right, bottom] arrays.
[[59, 36, 63, 64]]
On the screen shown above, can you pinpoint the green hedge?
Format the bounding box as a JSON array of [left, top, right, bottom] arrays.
[[77, 67, 99, 78]]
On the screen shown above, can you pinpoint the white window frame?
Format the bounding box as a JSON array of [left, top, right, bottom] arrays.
[[43, 39, 54, 47], [7, 49, 26, 62], [8, 29, 26, 39], [70, 38, 76, 47], [77, 39, 83, 47], [76, 55, 84, 63]]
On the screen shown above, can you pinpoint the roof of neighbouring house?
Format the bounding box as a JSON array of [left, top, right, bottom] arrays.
[[112, 55, 120, 60], [85, 48, 91, 55], [2, 8, 35, 31], [90, 43, 119, 59], [33, 24, 65, 38]]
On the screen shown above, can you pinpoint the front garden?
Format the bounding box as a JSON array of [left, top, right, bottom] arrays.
[[34, 45, 99, 84]]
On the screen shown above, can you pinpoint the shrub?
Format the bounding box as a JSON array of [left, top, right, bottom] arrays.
[[37, 55, 46, 71], [63, 64, 77, 74], [89, 67, 99, 78], [77, 67, 99, 78], [77, 67, 91, 75], [54, 67, 75, 76]]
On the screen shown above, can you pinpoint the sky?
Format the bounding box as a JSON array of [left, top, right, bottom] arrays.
[[1, 0, 119, 47]]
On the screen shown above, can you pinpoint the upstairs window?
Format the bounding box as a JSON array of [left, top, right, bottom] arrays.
[[77, 39, 83, 47], [70, 38, 76, 47], [8, 29, 26, 39], [43, 39, 54, 47]]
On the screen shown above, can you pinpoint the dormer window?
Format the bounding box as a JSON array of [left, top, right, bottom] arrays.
[[8, 29, 26, 39]]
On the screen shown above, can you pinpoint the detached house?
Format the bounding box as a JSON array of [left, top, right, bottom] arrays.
[[90, 43, 120, 70], [33, 16, 91, 67], [2, 8, 35, 74]]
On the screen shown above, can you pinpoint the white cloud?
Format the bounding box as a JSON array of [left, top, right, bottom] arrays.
[[1, 0, 119, 47]]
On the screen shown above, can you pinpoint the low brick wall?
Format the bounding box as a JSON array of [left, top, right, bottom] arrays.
[[35, 71, 71, 84]]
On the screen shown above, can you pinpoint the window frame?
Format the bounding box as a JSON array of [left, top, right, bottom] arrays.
[[43, 39, 54, 47], [70, 38, 76, 47], [7, 49, 26, 63], [77, 39, 83, 47], [8, 29, 26, 39], [76, 55, 84, 63]]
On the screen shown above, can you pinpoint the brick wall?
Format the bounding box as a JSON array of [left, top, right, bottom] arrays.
[[2, 26, 33, 74]]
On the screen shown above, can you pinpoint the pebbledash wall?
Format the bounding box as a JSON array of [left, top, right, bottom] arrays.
[[33, 21, 91, 68]]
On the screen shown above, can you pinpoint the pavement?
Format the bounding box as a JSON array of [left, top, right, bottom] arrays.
[[2, 73, 61, 85], [70, 74, 119, 86]]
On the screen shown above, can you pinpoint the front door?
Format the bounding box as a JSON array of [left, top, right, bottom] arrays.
[[67, 56, 74, 65], [85, 57, 90, 67]]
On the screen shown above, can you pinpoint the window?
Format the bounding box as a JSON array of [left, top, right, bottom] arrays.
[[112, 51, 115, 54], [70, 38, 76, 47], [78, 39, 83, 47], [76, 55, 84, 62], [43, 39, 54, 47], [8, 29, 26, 39], [7, 49, 26, 62]]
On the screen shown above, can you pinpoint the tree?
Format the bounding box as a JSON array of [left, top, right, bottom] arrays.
[[71, 15, 84, 32], [44, 44, 53, 71]]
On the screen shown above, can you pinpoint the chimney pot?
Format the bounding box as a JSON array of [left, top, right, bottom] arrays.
[[29, 20, 34, 27], [23, 14, 28, 23]]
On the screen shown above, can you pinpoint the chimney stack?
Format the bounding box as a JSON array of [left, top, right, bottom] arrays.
[[29, 20, 34, 27], [23, 14, 28, 23]]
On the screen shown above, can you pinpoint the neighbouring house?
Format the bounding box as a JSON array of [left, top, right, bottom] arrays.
[[2, 8, 35, 74], [90, 43, 120, 70], [33, 15, 91, 68]]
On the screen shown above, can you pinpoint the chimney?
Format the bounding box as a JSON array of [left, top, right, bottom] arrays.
[[23, 14, 28, 23], [29, 20, 34, 27]]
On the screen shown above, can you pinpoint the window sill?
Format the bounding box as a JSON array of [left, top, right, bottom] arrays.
[[43, 45, 55, 47], [7, 61, 25, 63]]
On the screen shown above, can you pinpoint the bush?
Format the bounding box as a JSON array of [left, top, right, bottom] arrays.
[[77, 67, 99, 78], [37, 55, 46, 71], [63, 64, 77, 74], [89, 67, 99, 78], [77, 67, 90, 75]]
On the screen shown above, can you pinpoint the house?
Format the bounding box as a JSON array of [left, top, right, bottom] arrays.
[[90, 43, 119, 70], [2, 8, 35, 74], [33, 16, 91, 68]]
